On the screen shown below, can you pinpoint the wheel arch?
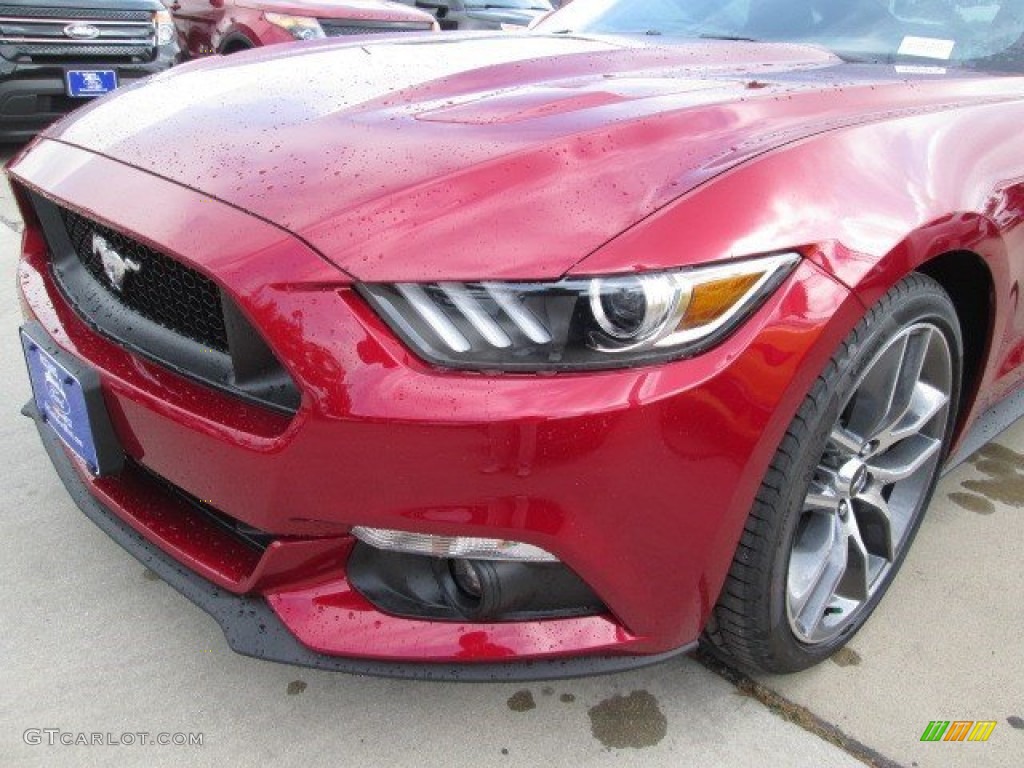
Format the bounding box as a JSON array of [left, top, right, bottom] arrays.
[[217, 31, 256, 54], [916, 249, 996, 445], [820, 205, 1011, 458]]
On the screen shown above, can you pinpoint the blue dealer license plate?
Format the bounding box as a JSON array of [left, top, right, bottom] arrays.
[[66, 69, 118, 98], [20, 325, 121, 475]]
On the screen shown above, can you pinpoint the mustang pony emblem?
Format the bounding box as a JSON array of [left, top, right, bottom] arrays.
[[92, 233, 140, 293]]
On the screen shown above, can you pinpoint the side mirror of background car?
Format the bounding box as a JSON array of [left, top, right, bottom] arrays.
[[415, 0, 456, 29], [416, 0, 451, 13]]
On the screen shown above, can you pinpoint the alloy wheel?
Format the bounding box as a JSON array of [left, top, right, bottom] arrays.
[[786, 322, 953, 644]]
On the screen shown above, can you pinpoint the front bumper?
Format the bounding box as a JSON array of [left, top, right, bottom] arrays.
[[0, 52, 174, 142], [27, 401, 689, 680], [10, 139, 863, 673]]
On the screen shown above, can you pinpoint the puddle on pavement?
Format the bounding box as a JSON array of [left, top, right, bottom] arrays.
[[830, 647, 862, 667], [587, 690, 667, 749], [955, 443, 1024, 508], [507, 690, 536, 712], [948, 491, 995, 514]]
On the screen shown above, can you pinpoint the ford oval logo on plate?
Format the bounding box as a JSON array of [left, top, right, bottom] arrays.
[[64, 23, 101, 40]]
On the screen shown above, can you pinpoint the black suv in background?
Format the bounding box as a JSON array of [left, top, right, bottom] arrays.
[[401, 0, 552, 30], [0, 0, 177, 142]]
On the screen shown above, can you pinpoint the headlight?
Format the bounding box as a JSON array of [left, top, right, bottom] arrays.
[[154, 10, 175, 46], [358, 252, 799, 371], [265, 12, 325, 40]]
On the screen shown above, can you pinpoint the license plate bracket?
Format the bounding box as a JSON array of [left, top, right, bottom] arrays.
[[21, 322, 124, 476]]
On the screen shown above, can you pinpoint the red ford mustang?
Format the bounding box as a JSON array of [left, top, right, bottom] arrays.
[[9, 0, 1024, 679]]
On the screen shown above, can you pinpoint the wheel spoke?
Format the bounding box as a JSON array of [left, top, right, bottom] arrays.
[[790, 519, 848, 639], [788, 518, 834, 614], [867, 434, 942, 484], [875, 382, 948, 452], [805, 486, 841, 513], [857, 486, 895, 561], [874, 328, 931, 436], [836, 514, 871, 602], [845, 333, 909, 439], [786, 518, 843, 638], [828, 424, 863, 457]]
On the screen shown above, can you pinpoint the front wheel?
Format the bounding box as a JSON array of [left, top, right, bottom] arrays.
[[708, 273, 962, 673]]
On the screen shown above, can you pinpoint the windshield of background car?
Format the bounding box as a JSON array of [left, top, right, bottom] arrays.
[[535, 0, 1024, 73], [469, 0, 552, 9]]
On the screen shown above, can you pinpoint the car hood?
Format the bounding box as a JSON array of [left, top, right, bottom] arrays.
[[241, 0, 435, 23], [46, 33, 1018, 282]]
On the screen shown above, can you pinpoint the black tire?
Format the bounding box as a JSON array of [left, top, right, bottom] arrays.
[[706, 273, 963, 673], [219, 39, 253, 55]]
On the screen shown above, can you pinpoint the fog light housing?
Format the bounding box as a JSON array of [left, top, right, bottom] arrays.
[[347, 544, 607, 623], [450, 558, 483, 597], [351, 526, 557, 562], [440, 558, 535, 620]]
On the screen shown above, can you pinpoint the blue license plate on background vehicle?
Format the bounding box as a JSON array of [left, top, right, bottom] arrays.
[[20, 325, 122, 476], [66, 69, 118, 98]]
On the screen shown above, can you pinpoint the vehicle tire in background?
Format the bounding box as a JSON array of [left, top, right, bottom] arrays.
[[219, 39, 253, 55]]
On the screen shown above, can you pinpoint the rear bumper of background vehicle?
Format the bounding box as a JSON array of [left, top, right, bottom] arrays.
[[10, 139, 864, 673]]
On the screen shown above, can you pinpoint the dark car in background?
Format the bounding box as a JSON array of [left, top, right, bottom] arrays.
[[398, 0, 551, 30], [167, 0, 436, 57], [0, 0, 177, 141]]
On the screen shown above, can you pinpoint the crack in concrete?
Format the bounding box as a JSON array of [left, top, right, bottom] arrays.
[[694, 648, 907, 768]]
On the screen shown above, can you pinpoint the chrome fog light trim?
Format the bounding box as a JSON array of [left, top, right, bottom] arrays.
[[351, 527, 558, 562]]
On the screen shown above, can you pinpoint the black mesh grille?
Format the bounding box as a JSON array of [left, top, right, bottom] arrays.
[[30, 189, 300, 415], [0, 6, 151, 21], [4, 43, 151, 57], [319, 21, 433, 36], [0, 7, 156, 61], [60, 208, 229, 353]]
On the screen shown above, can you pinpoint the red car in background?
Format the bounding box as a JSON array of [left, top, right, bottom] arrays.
[[167, 0, 436, 56], [8, 0, 1024, 679]]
